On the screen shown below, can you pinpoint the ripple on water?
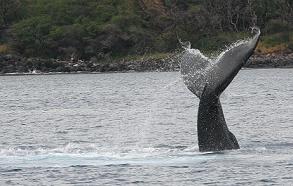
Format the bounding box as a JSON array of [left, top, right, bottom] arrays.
[[0, 70, 293, 185]]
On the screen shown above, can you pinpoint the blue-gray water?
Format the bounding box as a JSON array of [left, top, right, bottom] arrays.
[[0, 69, 293, 185]]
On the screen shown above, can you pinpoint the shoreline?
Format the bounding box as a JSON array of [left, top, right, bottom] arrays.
[[1, 66, 292, 77], [0, 53, 292, 76], [0, 70, 138, 76]]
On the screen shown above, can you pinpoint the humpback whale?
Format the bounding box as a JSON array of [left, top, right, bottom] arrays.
[[180, 28, 261, 152]]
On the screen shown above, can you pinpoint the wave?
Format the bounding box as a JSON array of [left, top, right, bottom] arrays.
[[1, 142, 276, 168], [0, 143, 219, 168]]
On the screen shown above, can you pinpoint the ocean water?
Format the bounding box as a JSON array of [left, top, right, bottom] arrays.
[[0, 69, 293, 185]]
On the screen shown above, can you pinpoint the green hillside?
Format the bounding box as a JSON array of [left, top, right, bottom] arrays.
[[1, 0, 293, 61]]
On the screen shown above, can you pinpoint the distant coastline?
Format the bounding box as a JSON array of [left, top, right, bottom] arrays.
[[0, 53, 293, 75]]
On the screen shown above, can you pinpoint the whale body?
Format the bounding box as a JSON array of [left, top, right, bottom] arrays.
[[180, 28, 261, 152]]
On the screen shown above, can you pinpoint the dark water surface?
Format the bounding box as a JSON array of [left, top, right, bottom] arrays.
[[0, 69, 293, 185]]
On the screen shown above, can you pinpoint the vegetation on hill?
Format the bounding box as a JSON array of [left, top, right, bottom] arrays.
[[0, 0, 293, 62]]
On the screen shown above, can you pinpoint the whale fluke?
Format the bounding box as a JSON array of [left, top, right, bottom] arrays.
[[180, 28, 261, 152]]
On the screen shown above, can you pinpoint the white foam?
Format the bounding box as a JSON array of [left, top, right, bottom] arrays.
[[185, 48, 212, 62], [0, 143, 212, 168], [215, 39, 249, 62]]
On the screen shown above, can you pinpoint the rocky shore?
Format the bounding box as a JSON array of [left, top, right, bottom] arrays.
[[0, 53, 292, 75], [247, 54, 293, 68]]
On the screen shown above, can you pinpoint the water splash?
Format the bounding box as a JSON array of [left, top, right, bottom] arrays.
[[179, 37, 251, 98], [1, 143, 273, 168], [179, 39, 211, 62], [215, 39, 250, 62], [179, 48, 213, 98], [0, 143, 216, 168]]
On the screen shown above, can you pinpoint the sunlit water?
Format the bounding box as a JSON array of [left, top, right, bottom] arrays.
[[0, 69, 293, 185]]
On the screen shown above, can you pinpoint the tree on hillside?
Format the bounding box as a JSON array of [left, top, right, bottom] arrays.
[[0, 0, 21, 27], [12, 16, 53, 57], [5, 0, 293, 59]]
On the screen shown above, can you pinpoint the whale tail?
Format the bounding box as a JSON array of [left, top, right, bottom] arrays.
[[204, 27, 261, 97], [180, 28, 261, 152], [198, 95, 239, 151]]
